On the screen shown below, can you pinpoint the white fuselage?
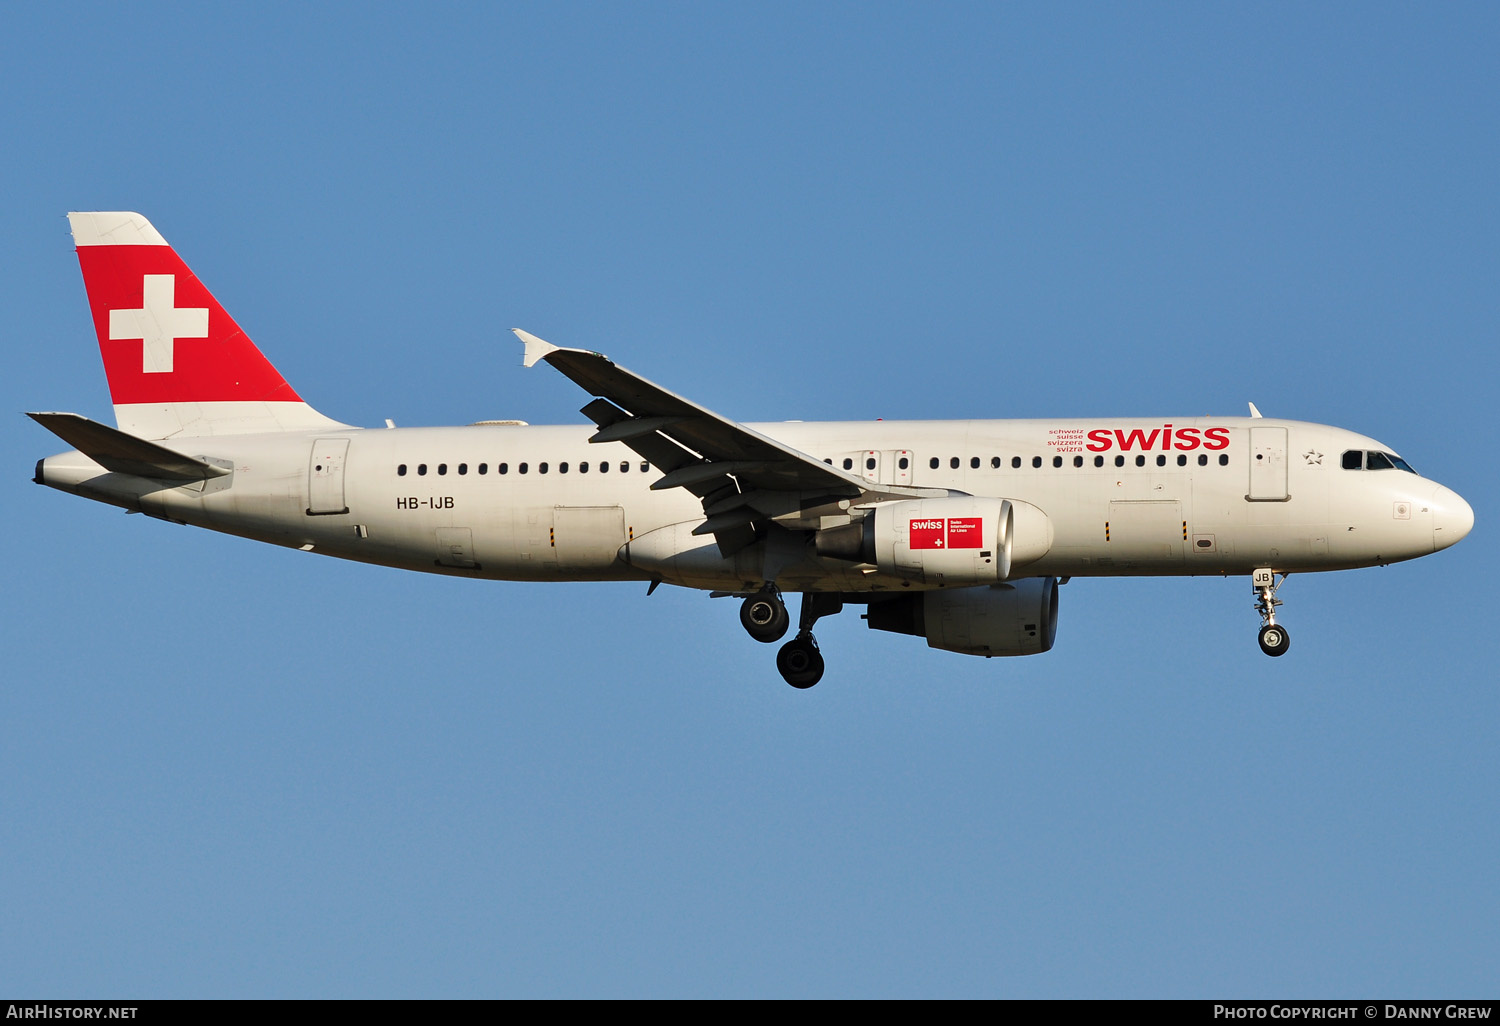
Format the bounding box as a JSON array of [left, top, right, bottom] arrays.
[[37, 416, 1471, 594]]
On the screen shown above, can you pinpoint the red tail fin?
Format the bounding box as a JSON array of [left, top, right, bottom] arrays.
[[69, 212, 341, 439]]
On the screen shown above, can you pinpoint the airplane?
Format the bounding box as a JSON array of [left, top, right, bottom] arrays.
[[31, 211, 1474, 687]]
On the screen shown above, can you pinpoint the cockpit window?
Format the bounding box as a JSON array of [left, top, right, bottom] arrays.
[[1342, 449, 1418, 475]]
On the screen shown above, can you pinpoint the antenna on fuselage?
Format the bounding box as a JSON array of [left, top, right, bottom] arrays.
[[1248, 402, 1264, 418]]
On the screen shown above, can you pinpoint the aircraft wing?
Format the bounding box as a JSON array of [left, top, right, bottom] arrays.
[[516, 330, 927, 555]]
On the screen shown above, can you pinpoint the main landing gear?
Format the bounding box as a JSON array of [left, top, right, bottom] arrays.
[[1253, 568, 1291, 657], [740, 586, 790, 644], [739, 588, 840, 687]]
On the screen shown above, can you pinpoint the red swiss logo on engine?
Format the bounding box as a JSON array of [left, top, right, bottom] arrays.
[[909, 517, 983, 550]]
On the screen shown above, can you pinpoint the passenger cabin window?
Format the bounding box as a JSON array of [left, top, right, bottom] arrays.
[[991, 457, 1001, 469], [1155, 455, 1166, 467], [950, 457, 960, 469], [418, 464, 428, 476], [621, 461, 630, 473], [1176, 454, 1186, 466], [559, 462, 569, 474], [1197, 454, 1208, 466], [899, 457, 909, 470], [1073, 456, 1083, 468], [640, 461, 649, 473], [518, 463, 528, 474], [1032, 456, 1042, 468], [1218, 454, 1229, 466], [1011, 457, 1022, 469], [1094, 455, 1104, 467], [867, 457, 878, 471], [499, 463, 509, 474], [842, 458, 854, 470], [1134, 455, 1145, 467], [970, 457, 980, 469], [458, 463, 468, 475], [599, 461, 608, 473], [930, 457, 940, 470], [539, 462, 548, 474], [478, 463, 487, 475], [397, 464, 407, 476], [438, 464, 448, 476], [1114, 455, 1125, 468], [579, 461, 588, 474]]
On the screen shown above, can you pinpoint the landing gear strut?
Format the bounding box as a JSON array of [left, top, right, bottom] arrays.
[[776, 593, 842, 688], [740, 586, 789, 643], [1253, 568, 1291, 657]]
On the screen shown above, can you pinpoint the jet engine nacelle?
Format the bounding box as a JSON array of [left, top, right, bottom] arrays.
[[865, 577, 1059, 657], [816, 496, 1052, 585]]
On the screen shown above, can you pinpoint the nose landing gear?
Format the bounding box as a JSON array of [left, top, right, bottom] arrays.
[[1253, 568, 1291, 657]]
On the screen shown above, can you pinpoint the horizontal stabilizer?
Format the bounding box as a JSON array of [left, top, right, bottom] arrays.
[[27, 412, 230, 482]]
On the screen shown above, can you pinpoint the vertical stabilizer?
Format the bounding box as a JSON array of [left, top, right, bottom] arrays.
[[69, 211, 345, 440]]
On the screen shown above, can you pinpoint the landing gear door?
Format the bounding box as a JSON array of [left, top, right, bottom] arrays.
[[1248, 427, 1289, 501]]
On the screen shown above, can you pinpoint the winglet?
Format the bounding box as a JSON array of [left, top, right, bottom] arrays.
[[1248, 402, 1263, 419], [514, 328, 560, 368]]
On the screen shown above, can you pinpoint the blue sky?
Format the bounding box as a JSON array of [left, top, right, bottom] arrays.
[[2, 3, 1496, 998]]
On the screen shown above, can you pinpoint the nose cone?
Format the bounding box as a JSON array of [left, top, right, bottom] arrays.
[[1431, 484, 1474, 551]]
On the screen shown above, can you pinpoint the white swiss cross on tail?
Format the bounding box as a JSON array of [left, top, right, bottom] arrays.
[[108, 274, 209, 374]]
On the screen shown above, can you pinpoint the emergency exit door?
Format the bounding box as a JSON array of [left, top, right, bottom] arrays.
[[307, 438, 350, 515], [1247, 427, 1289, 501]]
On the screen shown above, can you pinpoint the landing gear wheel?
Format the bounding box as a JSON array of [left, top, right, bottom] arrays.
[[1258, 623, 1291, 657], [740, 591, 789, 643], [1253, 569, 1291, 658], [776, 635, 825, 688]]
